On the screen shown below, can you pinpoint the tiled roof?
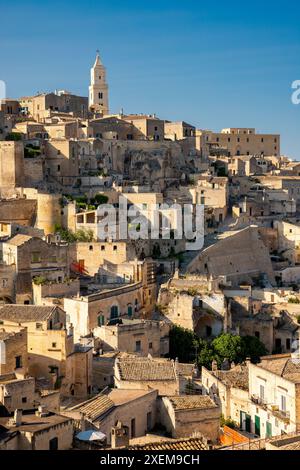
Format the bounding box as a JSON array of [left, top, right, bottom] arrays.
[[258, 355, 300, 383], [117, 357, 177, 382], [0, 413, 72, 433], [269, 434, 300, 450], [128, 437, 210, 451], [69, 394, 115, 421], [6, 234, 33, 246], [0, 305, 58, 322], [213, 365, 249, 391], [176, 363, 195, 377], [168, 395, 218, 411]]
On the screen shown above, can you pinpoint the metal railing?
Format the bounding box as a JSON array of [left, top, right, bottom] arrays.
[[219, 431, 300, 451]]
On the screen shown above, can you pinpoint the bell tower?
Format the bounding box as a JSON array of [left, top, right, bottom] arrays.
[[89, 51, 109, 115]]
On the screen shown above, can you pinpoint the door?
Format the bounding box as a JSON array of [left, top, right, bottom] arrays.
[[240, 411, 246, 431], [49, 437, 58, 450], [245, 415, 251, 433], [131, 418, 136, 438], [255, 415, 261, 436], [266, 422, 272, 438], [110, 306, 119, 320], [147, 412, 152, 432]]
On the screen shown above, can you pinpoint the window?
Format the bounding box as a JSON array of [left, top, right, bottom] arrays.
[[31, 252, 41, 263], [36, 323, 43, 330], [149, 342, 153, 350], [259, 384, 265, 402], [22, 397, 27, 403], [147, 412, 152, 432], [49, 437, 58, 451], [281, 395, 287, 413], [57, 165, 60, 172], [2, 279, 8, 287], [89, 245, 93, 251], [275, 338, 282, 352], [255, 331, 260, 340], [15, 356, 22, 369], [286, 338, 291, 351], [98, 92, 103, 100], [131, 418, 136, 438], [206, 326, 212, 337], [135, 341, 141, 352], [97, 314, 105, 327], [113, 245, 118, 251], [52, 343, 57, 348], [101, 245, 105, 251]]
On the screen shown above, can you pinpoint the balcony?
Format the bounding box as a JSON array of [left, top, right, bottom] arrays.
[[251, 394, 268, 410], [271, 408, 291, 424]]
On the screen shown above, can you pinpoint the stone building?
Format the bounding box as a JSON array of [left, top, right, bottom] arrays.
[[0, 409, 74, 450], [159, 395, 220, 443], [0, 375, 60, 414], [123, 114, 165, 142], [94, 319, 170, 357], [202, 364, 250, 430], [197, 128, 280, 158], [44, 138, 80, 185], [0, 234, 69, 303], [0, 142, 25, 195], [164, 121, 196, 141], [187, 226, 276, 287], [0, 328, 28, 377], [19, 90, 88, 121], [114, 356, 180, 396], [62, 388, 157, 444], [0, 305, 93, 397], [64, 281, 144, 341], [68, 241, 132, 275], [248, 354, 300, 438]]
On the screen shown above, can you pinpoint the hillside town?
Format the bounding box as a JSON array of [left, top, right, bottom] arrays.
[[1, 52, 300, 452]]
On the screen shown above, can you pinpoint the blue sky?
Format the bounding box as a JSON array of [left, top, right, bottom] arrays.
[[1, 0, 300, 158]]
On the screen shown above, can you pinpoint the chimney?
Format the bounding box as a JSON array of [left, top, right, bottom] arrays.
[[111, 421, 129, 449], [35, 405, 48, 417], [14, 409, 22, 427], [211, 360, 218, 372]]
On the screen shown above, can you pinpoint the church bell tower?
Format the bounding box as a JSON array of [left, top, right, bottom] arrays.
[[89, 51, 109, 115]]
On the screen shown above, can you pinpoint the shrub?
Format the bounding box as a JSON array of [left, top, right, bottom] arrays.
[[288, 297, 300, 304]]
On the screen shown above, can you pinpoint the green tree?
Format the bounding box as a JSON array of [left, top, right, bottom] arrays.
[[212, 334, 243, 364], [93, 193, 109, 205], [169, 325, 198, 363], [197, 343, 217, 369], [240, 336, 267, 364]]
